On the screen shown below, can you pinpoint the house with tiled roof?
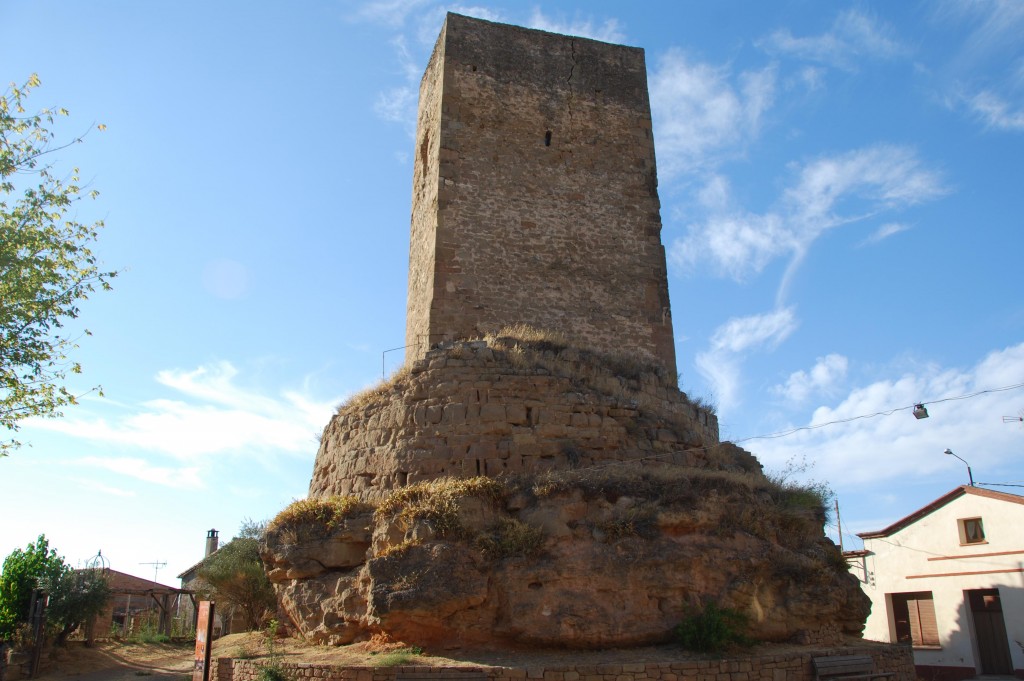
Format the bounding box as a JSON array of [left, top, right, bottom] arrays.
[[852, 485, 1024, 681]]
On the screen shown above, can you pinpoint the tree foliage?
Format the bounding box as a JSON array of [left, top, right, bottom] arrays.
[[0, 535, 109, 645], [1, 74, 116, 455], [0, 535, 64, 640], [197, 521, 275, 632]]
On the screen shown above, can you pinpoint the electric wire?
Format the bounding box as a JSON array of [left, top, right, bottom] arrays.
[[732, 381, 1024, 444]]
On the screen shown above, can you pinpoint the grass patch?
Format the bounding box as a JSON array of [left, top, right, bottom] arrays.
[[370, 646, 423, 667], [475, 518, 545, 559], [268, 496, 374, 533]]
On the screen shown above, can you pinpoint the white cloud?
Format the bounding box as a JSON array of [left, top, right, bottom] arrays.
[[27, 361, 339, 461], [650, 51, 776, 177], [784, 145, 945, 224], [775, 354, 849, 403], [671, 211, 792, 280], [758, 9, 905, 70], [860, 222, 911, 246], [527, 9, 625, 43], [695, 308, 797, 412], [746, 343, 1024, 490], [673, 145, 945, 283]]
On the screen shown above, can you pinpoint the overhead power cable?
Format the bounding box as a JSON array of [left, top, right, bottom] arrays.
[[733, 381, 1024, 445]]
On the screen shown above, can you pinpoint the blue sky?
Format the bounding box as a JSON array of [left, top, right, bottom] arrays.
[[2, 1, 1022, 584]]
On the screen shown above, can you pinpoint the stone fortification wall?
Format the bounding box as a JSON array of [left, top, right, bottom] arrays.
[[310, 338, 744, 502], [213, 646, 915, 681], [404, 13, 677, 384]]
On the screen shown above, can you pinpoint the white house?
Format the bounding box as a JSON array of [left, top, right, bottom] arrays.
[[851, 485, 1024, 681]]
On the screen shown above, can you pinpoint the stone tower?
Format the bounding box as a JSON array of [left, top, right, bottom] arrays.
[[276, 14, 873, 650], [405, 13, 677, 384]]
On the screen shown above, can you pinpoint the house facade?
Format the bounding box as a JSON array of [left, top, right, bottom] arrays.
[[854, 486, 1024, 680]]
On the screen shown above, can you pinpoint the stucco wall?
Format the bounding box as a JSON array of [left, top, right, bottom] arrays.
[[859, 489, 1024, 677]]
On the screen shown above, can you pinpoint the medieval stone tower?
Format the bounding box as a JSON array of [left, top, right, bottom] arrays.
[[278, 14, 872, 651], [406, 13, 676, 384]]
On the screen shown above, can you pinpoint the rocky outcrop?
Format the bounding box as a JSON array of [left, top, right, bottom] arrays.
[[262, 470, 870, 649]]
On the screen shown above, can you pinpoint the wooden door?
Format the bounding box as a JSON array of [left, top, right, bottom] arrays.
[[967, 589, 1012, 675]]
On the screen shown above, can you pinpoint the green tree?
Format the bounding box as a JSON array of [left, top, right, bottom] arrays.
[[0, 535, 65, 641], [40, 565, 110, 645], [1, 74, 116, 456], [0, 535, 110, 645], [197, 521, 276, 631]]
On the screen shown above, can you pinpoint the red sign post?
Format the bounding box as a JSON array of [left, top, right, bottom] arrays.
[[193, 601, 215, 681]]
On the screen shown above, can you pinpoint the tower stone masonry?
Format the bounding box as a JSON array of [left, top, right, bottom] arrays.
[[405, 13, 677, 385]]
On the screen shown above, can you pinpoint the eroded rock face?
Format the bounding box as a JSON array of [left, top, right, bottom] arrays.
[[262, 471, 870, 649]]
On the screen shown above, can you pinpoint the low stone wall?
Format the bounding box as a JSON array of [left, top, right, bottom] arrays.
[[213, 643, 915, 681]]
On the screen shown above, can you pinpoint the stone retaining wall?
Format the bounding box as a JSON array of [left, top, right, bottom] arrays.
[[310, 339, 745, 502], [213, 644, 915, 681]]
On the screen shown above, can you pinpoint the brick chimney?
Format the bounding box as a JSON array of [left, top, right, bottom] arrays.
[[205, 529, 219, 557]]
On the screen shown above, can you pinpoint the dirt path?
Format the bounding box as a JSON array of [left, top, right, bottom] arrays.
[[28, 642, 193, 680]]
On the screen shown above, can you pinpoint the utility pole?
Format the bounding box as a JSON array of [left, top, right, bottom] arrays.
[[835, 499, 844, 553]]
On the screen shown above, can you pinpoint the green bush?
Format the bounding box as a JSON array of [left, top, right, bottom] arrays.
[[675, 603, 751, 653], [257, 663, 289, 681], [371, 647, 423, 667]]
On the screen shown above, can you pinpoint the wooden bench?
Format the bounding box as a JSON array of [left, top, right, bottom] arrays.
[[812, 655, 896, 681]]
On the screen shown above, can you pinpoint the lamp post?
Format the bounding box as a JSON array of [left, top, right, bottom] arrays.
[[943, 448, 974, 486]]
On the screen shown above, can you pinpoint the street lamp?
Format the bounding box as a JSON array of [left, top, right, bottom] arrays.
[[943, 448, 974, 487]]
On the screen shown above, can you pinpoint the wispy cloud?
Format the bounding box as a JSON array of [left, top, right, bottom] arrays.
[[27, 362, 339, 461], [650, 51, 776, 178], [527, 8, 625, 43], [961, 90, 1024, 131], [349, 0, 434, 27], [932, 1, 1024, 133], [758, 9, 905, 71], [695, 307, 797, 412], [860, 222, 911, 246], [774, 354, 849, 403]]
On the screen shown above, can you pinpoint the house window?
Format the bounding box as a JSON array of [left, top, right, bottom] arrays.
[[890, 591, 940, 647], [958, 517, 986, 544]]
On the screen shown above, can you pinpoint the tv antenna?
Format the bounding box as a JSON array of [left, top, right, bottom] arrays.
[[140, 560, 167, 582], [1003, 409, 1023, 426]]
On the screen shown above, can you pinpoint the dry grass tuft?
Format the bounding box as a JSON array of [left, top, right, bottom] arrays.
[[269, 496, 374, 533], [337, 365, 411, 416], [475, 517, 546, 559], [376, 476, 505, 538]]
